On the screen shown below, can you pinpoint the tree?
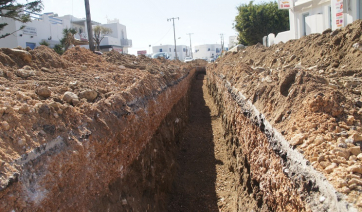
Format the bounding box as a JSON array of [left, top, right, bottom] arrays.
[[234, 1, 289, 46], [60, 28, 77, 51], [0, 0, 43, 39], [93, 25, 112, 51]]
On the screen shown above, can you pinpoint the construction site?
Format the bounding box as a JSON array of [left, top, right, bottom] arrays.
[[0, 19, 361, 211]]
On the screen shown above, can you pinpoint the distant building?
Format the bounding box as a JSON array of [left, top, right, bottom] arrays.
[[193, 44, 222, 61], [0, 12, 132, 53], [152, 45, 189, 60], [98, 19, 132, 54], [267, 0, 362, 46], [228, 36, 238, 49]]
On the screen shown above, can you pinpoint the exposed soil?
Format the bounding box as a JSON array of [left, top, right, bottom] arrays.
[[209, 20, 362, 209], [168, 74, 260, 211]]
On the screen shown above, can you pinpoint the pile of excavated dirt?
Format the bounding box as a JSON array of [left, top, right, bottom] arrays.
[[208, 20, 362, 209], [0, 46, 195, 210]]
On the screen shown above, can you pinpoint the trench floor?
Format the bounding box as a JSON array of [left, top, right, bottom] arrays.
[[167, 75, 239, 211]]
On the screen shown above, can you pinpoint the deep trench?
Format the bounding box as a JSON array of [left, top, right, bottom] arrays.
[[91, 69, 352, 211], [167, 72, 260, 211]]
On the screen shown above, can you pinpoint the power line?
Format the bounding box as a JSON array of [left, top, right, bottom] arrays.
[[152, 26, 173, 46]]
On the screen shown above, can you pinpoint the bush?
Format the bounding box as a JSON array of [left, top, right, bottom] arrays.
[[39, 40, 49, 46]]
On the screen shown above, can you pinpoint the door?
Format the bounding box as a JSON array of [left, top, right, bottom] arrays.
[[26, 42, 36, 50], [302, 13, 309, 36]]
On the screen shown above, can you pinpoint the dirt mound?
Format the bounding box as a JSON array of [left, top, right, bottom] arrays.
[[62, 46, 107, 65], [239, 20, 362, 72], [0, 48, 31, 68], [30, 45, 70, 69], [188, 59, 208, 67], [210, 19, 362, 209]]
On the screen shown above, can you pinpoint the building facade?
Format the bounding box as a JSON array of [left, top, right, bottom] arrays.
[[268, 0, 362, 45], [0, 12, 132, 53], [152, 45, 189, 60], [193, 44, 222, 61], [228, 36, 238, 49]]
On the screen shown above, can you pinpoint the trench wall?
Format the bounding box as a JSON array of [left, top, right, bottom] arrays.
[[206, 69, 356, 212], [0, 67, 198, 211]]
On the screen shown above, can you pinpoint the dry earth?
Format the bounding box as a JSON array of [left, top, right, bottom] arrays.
[[209, 20, 362, 210]]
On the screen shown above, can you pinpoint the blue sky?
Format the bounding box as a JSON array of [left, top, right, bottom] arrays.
[[20, 0, 270, 55]]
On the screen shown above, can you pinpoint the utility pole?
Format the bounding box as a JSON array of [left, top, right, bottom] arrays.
[[220, 33, 224, 54], [167, 17, 179, 60], [85, 0, 94, 52], [186, 33, 194, 58]]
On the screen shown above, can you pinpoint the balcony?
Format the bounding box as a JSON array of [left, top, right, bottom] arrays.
[[121, 39, 132, 48]]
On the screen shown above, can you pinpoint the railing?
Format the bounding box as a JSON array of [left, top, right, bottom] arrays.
[[25, 11, 63, 24], [121, 39, 132, 47]]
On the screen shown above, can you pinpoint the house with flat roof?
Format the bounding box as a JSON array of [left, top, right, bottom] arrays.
[[193, 44, 222, 61], [0, 12, 132, 53], [267, 0, 362, 46], [152, 45, 189, 60]]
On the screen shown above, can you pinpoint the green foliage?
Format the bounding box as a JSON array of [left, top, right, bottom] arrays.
[[0, 0, 43, 39], [39, 40, 49, 46], [53, 44, 63, 55], [234, 1, 289, 46], [60, 28, 77, 51], [93, 25, 112, 51]]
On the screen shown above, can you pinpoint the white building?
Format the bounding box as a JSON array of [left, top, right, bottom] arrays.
[[98, 19, 132, 54], [193, 44, 222, 61], [269, 0, 362, 45], [0, 12, 70, 49], [0, 12, 132, 53], [152, 45, 189, 60], [228, 36, 238, 49]]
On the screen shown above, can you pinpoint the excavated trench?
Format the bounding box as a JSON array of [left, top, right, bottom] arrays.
[[91, 68, 355, 211], [0, 66, 356, 211]]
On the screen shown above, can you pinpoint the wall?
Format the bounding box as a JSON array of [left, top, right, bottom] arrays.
[[0, 14, 66, 49], [194, 44, 221, 61], [273, 0, 361, 46], [274, 30, 291, 44], [152, 45, 189, 60]]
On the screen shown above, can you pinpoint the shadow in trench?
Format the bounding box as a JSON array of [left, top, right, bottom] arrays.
[[168, 74, 219, 211]]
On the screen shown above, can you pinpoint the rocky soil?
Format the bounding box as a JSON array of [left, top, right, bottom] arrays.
[[209, 20, 362, 210], [0, 45, 194, 210]]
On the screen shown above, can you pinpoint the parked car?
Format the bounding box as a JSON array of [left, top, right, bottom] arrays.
[[209, 58, 215, 62], [152, 52, 170, 59], [184, 57, 194, 63]]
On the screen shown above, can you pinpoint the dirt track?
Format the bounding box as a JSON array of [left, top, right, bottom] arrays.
[[168, 74, 259, 211]]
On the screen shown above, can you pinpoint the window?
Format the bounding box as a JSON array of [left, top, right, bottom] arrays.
[[208, 48, 210, 51], [159, 49, 162, 52], [183, 48, 186, 52], [79, 27, 83, 34], [169, 48, 171, 52]]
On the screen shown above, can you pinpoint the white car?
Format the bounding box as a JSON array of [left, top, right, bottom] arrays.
[[152, 52, 170, 59], [184, 57, 194, 63]]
